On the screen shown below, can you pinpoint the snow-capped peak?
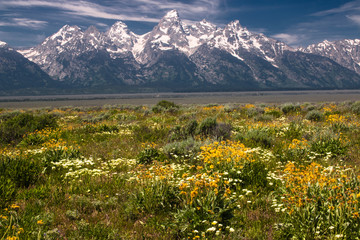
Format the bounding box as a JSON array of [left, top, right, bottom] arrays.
[[163, 9, 179, 20], [0, 41, 7, 47], [50, 25, 82, 41], [109, 21, 129, 31]]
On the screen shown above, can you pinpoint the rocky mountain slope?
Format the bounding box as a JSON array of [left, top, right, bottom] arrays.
[[0, 41, 56, 94]]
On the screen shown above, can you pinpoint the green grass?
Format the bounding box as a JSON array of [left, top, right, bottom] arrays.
[[1, 101, 360, 239]]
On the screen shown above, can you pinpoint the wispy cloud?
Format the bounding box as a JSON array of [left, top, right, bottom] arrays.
[[0, 18, 47, 29], [312, 0, 360, 16], [1, 0, 223, 23], [1, 1, 159, 22], [347, 15, 360, 25]]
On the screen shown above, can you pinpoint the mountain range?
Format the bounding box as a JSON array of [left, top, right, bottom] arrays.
[[1, 10, 360, 94]]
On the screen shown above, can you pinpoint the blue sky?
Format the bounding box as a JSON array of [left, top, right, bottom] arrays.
[[0, 0, 359, 48]]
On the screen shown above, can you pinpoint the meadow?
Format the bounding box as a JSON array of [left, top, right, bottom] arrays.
[[1, 100, 360, 239]]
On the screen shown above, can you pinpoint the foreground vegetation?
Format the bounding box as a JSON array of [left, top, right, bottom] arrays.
[[1, 100, 360, 239]]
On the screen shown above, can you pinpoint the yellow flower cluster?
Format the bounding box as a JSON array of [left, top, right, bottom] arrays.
[[202, 105, 224, 111], [326, 114, 345, 123], [135, 161, 175, 182], [281, 162, 360, 215], [243, 104, 256, 109], [264, 107, 279, 113], [179, 171, 226, 205], [322, 104, 336, 113], [199, 140, 251, 167], [288, 138, 309, 150]]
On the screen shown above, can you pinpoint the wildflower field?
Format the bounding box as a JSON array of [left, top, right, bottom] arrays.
[[1, 100, 360, 239]]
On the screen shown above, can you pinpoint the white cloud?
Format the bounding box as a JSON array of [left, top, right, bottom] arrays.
[[347, 15, 360, 25], [0, 18, 47, 29], [272, 33, 300, 45]]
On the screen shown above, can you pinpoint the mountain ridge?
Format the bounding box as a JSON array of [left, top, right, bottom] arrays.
[[2, 9, 359, 93]]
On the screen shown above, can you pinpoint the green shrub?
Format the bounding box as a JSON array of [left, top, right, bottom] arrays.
[[97, 124, 119, 133], [236, 129, 273, 148], [265, 109, 281, 118], [0, 176, 16, 208], [156, 100, 179, 109], [213, 123, 232, 140], [169, 120, 199, 142], [152, 100, 179, 113], [198, 117, 217, 137], [163, 138, 202, 161], [311, 136, 348, 156], [0, 112, 57, 145], [305, 110, 323, 122], [351, 101, 360, 114], [281, 103, 301, 114], [239, 160, 268, 190], [0, 155, 43, 188], [19, 132, 45, 146], [132, 124, 169, 143], [184, 119, 198, 137], [137, 147, 165, 164], [283, 122, 303, 140]]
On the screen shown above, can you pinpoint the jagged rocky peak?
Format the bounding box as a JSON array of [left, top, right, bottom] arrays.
[[146, 9, 188, 47], [106, 21, 138, 54], [224, 20, 250, 37], [155, 9, 184, 34]]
